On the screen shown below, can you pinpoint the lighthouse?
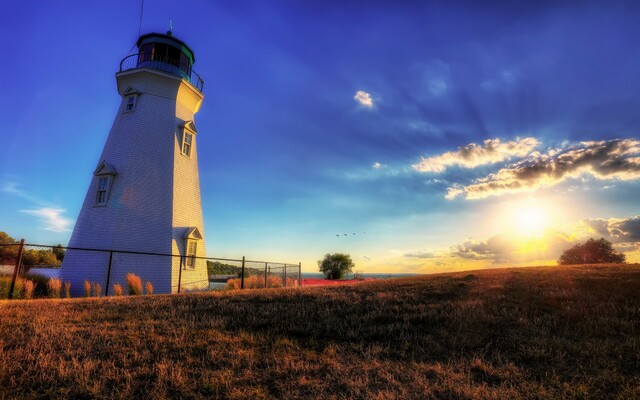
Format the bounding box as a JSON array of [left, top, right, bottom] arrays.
[[61, 32, 209, 295]]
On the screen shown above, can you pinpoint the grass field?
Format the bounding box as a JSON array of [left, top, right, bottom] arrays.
[[1, 264, 639, 399]]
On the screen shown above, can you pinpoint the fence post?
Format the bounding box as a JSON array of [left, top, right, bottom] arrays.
[[299, 262, 302, 287], [105, 250, 114, 296], [177, 256, 184, 293], [240, 256, 245, 289], [264, 262, 268, 288], [283, 264, 287, 287], [8, 239, 25, 300]]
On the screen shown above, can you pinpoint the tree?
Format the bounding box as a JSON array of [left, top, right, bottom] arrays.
[[53, 244, 66, 262], [318, 253, 354, 280], [558, 238, 626, 265], [0, 231, 19, 263]]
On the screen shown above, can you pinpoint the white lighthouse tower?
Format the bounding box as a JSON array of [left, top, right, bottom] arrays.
[[61, 32, 209, 295]]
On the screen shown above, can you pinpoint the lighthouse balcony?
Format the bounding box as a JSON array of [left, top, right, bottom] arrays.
[[119, 53, 204, 92]]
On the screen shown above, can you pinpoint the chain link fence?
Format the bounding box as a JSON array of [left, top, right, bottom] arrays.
[[0, 241, 301, 300]]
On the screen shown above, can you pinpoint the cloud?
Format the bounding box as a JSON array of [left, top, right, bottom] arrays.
[[353, 90, 374, 108], [448, 138, 640, 199], [372, 162, 383, 169], [582, 216, 640, 243], [403, 250, 437, 259], [413, 137, 539, 173], [1, 181, 44, 204], [19, 208, 73, 232], [428, 78, 447, 96], [450, 230, 576, 264], [451, 235, 515, 261]]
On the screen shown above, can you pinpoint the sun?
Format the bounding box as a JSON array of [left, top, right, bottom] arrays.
[[509, 201, 550, 237]]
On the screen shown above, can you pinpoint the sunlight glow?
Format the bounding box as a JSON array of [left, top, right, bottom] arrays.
[[508, 201, 550, 238]]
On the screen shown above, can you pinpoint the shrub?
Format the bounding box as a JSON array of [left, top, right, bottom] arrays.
[[145, 281, 154, 295], [47, 278, 62, 299], [112, 283, 124, 296], [84, 280, 92, 297], [126, 273, 143, 295], [23, 279, 35, 300], [92, 283, 103, 297], [63, 282, 71, 298]]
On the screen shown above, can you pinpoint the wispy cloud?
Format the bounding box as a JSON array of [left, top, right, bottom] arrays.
[[413, 137, 539, 173], [372, 162, 383, 169], [20, 208, 73, 232], [3, 181, 74, 232], [1, 181, 44, 204], [447, 138, 640, 199], [353, 90, 374, 108]]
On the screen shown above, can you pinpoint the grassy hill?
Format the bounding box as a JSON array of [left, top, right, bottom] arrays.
[[1, 264, 639, 399]]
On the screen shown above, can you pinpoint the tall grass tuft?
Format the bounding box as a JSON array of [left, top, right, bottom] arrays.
[[63, 282, 71, 298], [227, 275, 296, 289], [112, 283, 124, 296], [145, 281, 154, 295], [47, 278, 62, 299], [126, 273, 143, 296], [0, 275, 23, 299], [84, 280, 92, 297], [92, 283, 103, 298], [23, 279, 35, 300]]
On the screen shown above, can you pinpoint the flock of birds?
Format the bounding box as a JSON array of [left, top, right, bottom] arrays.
[[336, 232, 366, 237]]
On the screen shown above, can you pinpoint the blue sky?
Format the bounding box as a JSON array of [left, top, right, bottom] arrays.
[[1, 1, 639, 272]]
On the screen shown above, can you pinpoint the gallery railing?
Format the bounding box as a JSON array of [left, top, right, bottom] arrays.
[[119, 53, 205, 92]]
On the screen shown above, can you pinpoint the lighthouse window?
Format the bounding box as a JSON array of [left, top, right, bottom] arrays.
[[125, 95, 137, 112], [95, 176, 110, 206], [186, 240, 197, 268], [182, 131, 193, 157]]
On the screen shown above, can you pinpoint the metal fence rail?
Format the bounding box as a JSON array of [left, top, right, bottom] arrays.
[[0, 241, 301, 300]]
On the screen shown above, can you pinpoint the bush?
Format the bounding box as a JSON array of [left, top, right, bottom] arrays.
[[63, 282, 71, 298], [145, 281, 154, 295], [47, 278, 62, 299], [84, 280, 92, 297], [126, 274, 143, 295], [559, 238, 626, 265], [318, 253, 355, 280], [112, 283, 124, 296]]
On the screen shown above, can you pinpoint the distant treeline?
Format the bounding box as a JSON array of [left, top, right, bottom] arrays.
[[0, 232, 65, 267], [206, 261, 262, 277]]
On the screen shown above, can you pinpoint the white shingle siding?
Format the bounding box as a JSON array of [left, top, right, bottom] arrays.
[[61, 70, 208, 296]]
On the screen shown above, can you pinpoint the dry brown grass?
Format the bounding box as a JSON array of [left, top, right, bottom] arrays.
[[1, 264, 639, 399]]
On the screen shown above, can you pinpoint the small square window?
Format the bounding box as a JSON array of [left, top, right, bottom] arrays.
[[182, 131, 193, 157], [125, 95, 136, 112]]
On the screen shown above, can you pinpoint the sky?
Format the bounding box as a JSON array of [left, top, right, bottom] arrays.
[[1, 0, 639, 273]]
